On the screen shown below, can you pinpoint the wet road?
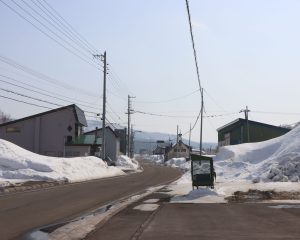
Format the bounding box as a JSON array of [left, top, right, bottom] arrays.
[[0, 162, 182, 240]]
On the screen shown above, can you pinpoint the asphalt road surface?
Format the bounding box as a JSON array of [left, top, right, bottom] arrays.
[[0, 162, 182, 240], [87, 196, 300, 240]]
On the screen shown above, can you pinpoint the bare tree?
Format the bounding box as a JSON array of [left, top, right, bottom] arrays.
[[0, 110, 12, 124]]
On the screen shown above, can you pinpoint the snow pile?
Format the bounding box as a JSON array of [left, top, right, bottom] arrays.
[[214, 125, 300, 182], [0, 139, 124, 186], [165, 157, 190, 171], [143, 155, 164, 164], [115, 155, 140, 170]]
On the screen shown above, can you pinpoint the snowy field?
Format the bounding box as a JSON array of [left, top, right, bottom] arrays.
[[0, 139, 140, 187], [146, 125, 300, 203]]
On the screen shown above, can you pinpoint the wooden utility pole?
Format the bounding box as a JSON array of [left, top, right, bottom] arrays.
[[240, 106, 250, 142], [127, 95, 135, 157], [200, 88, 204, 156], [93, 51, 107, 160]]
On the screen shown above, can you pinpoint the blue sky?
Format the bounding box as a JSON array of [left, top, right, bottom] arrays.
[[0, 0, 300, 143]]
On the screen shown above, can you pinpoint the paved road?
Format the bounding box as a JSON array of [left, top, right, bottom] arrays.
[[88, 192, 300, 240], [0, 162, 182, 240]]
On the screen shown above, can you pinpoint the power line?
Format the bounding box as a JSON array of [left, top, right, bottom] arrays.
[[0, 75, 101, 111], [185, 0, 202, 92], [185, 0, 204, 152], [0, 55, 99, 97], [0, 0, 98, 69], [134, 89, 200, 104], [40, 0, 99, 53], [0, 87, 62, 107], [0, 94, 52, 109], [20, 0, 95, 59], [31, 0, 96, 55]]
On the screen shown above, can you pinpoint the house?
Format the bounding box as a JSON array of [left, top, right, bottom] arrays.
[[84, 126, 120, 162], [217, 118, 291, 147], [165, 134, 191, 160], [109, 124, 127, 155], [0, 104, 87, 157], [153, 140, 167, 155]]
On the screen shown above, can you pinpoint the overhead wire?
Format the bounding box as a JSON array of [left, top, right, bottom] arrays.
[[0, 75, 101, 111], [40, 0, 99, 54], [0, 55, 99, 97], [0, 0, 99, 69], [134, 89, 200, 104], [184, 0, 203, 138], [31, 0, 95, 55], [0, 94, 52, 109]]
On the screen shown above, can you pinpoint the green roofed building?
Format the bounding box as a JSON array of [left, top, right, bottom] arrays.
[[217, 118, 291, 147], [65, 135, 102, 157]]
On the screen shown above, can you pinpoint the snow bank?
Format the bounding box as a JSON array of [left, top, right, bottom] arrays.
[[165, 157, 189, 171], [0, 139, 124, 186], [143, 155, 164, 164], [115, 155, 140, 170], [214, 125, 300, 182]]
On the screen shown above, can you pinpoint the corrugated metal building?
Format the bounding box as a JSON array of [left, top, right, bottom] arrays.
[[217, 118, 291, 147]]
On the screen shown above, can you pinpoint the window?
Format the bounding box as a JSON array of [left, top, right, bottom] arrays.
[[181, 149, 186, 152], [6, 126, 20, 133]]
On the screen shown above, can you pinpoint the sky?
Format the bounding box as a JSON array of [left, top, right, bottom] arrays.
[[0, 0, 300, 143]]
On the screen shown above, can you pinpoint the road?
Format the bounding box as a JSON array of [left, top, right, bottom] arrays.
[[87, 193, 300, 240], [0, 162, 182, 240]]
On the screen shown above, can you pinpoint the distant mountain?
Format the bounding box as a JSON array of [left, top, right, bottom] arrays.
[[134, 131, 217, 154], [85, 120, 217, 154]]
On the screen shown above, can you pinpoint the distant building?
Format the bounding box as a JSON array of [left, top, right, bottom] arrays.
[[65, 135, 102, 157], [84, 126, 120, 162], [0, 104, 87, 157], [217, 118, 291, 147], [153, 140, 167, 155], [165, 134, 191, 160]]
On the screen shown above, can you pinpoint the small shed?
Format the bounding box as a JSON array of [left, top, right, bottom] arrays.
[[65, 135, 101, 157], [217, 118, 291, 147], [84, 126, 120, 162]]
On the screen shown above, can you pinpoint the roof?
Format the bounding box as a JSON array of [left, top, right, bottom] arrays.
[[0, 104, 87, 127], [217, 118, 291, 132], [84, 125, 119, 138], [66, 135, 102, 146], [170, 140, 192, 150]]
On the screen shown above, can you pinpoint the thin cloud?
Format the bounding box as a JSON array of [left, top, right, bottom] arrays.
[[192, 20, 208, 30]]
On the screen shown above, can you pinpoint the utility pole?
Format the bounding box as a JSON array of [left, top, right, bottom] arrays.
[[200, 88, 204, 156], [93, 51, 107, 160], [189, 122, 191, 159], [188, 123, 191, 148], [127, 95, 135, 157], [176, 125, 179, 144], [240, 106, 250, 143]]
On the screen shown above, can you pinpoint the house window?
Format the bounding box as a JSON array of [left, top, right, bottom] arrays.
[[66, 136, 73, 143], [181, 149, 186, 152], [6, 126, 20, 133]]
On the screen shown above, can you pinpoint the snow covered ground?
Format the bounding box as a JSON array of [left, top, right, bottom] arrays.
[[0, 139, 130, 187], [146, 125, 300, 203], [142, 154, 164, 164], [115, 155, 141, 171]]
